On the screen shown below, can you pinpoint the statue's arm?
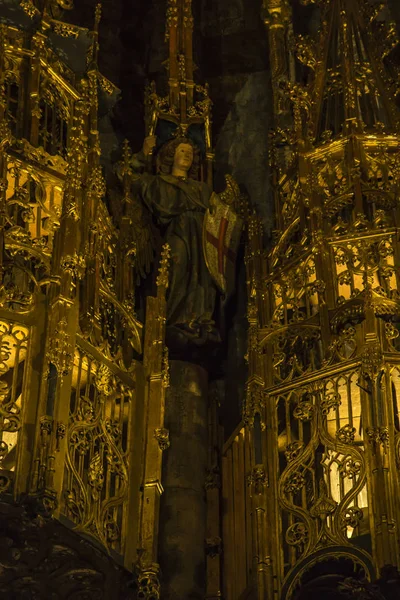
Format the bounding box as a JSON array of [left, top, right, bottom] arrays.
[[116, 136, 158, 281], [130, 135, 156, 173]]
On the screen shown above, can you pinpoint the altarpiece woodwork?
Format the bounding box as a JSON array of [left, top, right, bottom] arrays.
[[1, 0, 400, 599]]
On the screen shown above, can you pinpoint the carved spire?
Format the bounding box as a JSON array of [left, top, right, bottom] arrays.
[[165, 0, 195, 116], [298, 0, 400, 142], [145, 0, 213, 182]]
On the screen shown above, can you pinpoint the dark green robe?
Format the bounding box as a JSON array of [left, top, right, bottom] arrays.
[[133, 173, 217, 334]]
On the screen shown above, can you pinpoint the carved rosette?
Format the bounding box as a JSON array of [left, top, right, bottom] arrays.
[[336, 424, 356, 444], [340, 507, 364, 531], [285, 522, 309, 551]]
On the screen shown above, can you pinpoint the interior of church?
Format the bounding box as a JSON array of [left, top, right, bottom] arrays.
[[1, 0, 400, 598]]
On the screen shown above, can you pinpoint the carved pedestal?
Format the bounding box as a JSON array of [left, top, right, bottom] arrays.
[[159, 360, 208, 599]]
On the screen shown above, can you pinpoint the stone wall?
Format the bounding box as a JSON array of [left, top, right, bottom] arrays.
[[200, 0, 273, 230], [198, 0, 273, 436]]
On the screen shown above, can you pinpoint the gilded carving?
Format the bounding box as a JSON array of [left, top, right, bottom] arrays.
[[293, 398, 315, 422], [366, 426, 389, 449], [247, 465, 269, 494], [309, 480, 336, 521], [88, 453, 104, 501], [284, 440, 304, 463], [161, 347, 170, 388], [340, 507, 363, 531], [0, 321, 28, 436], [283, 472, 305, 495], [0, 3, 172, 592], [339, 457, 362, 480], [46, 317, 73, 377], [154, 428, 170, 451], [243, 0, 400, 594], [320, 391, 341, 416], [243, 380, 265, 426], [336, 424, 356, 445], [360, 344, 384, 382], [156, 243, 171, 290], [137, 567, 161, 600], [285, 522, 309, 551], [20, 0, 39, 18]]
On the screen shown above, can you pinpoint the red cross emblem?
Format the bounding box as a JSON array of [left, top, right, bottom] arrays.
[[203, 199, 242, 296], [205, 217, 237, 275]]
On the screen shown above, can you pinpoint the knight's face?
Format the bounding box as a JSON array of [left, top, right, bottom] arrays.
[[173, 143, 194, 171]]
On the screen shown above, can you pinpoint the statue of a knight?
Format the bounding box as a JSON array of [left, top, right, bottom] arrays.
[[119, 133, 243, 350]]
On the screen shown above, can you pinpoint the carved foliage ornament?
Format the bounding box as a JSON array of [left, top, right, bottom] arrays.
[[340, 506, 363, 531], [285, 440, 304, 463], [361, 344, 383, 382], [336, 424, 356, 444], [284, 472, 306, 495], [137, 568, 160, 600], [0, 322, 28, 434], [64, 355, 131, 552], [366, 426, 389, 449], [285, 521, 309, 550]]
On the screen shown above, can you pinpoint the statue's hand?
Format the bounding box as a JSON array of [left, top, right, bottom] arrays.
[[143, 135, 157, 156]]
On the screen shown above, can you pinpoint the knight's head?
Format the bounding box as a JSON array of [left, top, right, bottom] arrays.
[[158, 136, 200, 179], [173, 142, 194, 171]]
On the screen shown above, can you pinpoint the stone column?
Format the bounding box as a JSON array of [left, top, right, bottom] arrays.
[[159, 360, 208, 599]]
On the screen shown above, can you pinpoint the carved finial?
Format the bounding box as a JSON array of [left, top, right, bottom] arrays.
[[46, 317, 73, 378], [137, 565, 161, 600], [94, 3, 102, 29], [120, 139, 132, 178], [310, 479, 337, 520], [87, 3, 102, 68]]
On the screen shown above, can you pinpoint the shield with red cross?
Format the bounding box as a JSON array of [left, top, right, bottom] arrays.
[[203, 193, 243, 297]]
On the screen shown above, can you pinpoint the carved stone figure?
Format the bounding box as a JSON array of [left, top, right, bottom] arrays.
[[127, 135, 242, 349]]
